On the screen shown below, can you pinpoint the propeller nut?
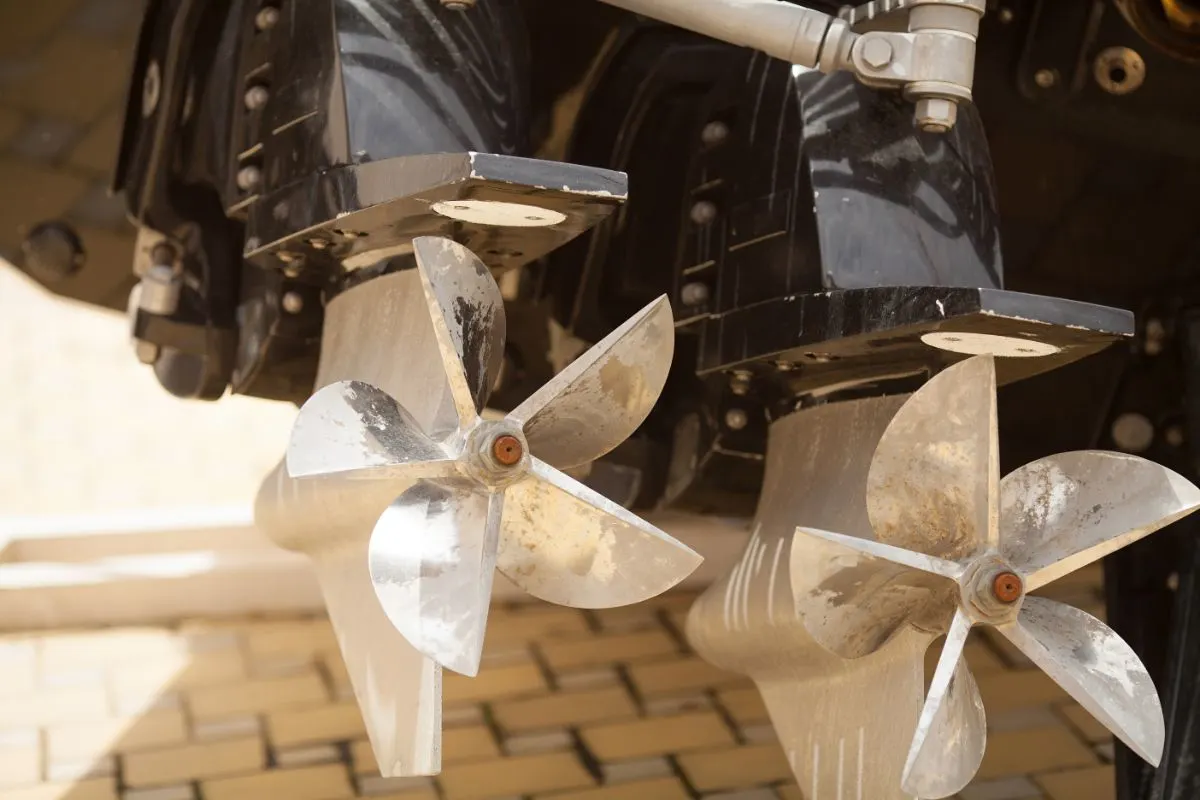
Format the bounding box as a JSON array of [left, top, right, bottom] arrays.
[[491, 434, 524, 467], [992, 572, 1023, 604]]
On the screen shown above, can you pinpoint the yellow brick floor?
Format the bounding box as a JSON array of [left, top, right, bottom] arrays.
[[0, 566, 1114, 800]]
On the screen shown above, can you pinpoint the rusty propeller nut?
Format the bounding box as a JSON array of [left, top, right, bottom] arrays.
[[491, 434, 524, 467], [992, 571, 1023, 604]]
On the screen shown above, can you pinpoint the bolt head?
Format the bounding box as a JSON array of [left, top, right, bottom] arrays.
[[914, 98, 958, 133], [21, 221, 85, 283], [700, 121, 729, 146], [281, 291, 304, 314], [1034, 68, 1057, 89], [255, 6, 280, 30], [681, 281, 710, 307], [236, 165, 262, 192], [724, 408, 749, 431], [861, 37, 894, 70], [690, 201, 718, 226], [491, 434, 524, 467], [992, 571, 1023, 604], [244, 85, 270, 111], [998, 7, 1014, 22], [1112, 412, 1154, 453]]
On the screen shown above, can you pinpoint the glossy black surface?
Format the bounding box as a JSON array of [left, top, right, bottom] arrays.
[[244, 152, 627, 278], [673, 65, 1003, 327]]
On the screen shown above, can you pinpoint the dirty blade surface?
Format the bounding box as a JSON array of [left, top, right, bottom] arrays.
[[1000, 451, 1200, 591], [497, 458, 701, 608], [866, 355, 999, 559], [999, 596, 1164, 765], [412, 236, 506, 426], [507, 296, 674, 469], [902, 609, 986, 798], [369, 483, 501, 676], [286, 380, 454, 480]]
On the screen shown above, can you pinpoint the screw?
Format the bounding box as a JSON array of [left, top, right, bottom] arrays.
[[724, 408, 749, 430], [992, 571, 1023, 604], [861, 37, 894, 70], [1112, 412, 1154, 453], [681, 282, 710, 307], [1034, 68, 1057, 88], [20, 221, 85, 283], [914, 97, 957, 133], [255, 6, 280, 30], [690, 200, 718, 225], [491, 434, 523, 466], [281, 291, 304, 314], [701, 121, 729, 146], [236, 165, 262, 192], [244, 85, 270, 110]]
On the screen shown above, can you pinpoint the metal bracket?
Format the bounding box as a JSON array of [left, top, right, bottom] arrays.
[[590, 0, 986, 130]]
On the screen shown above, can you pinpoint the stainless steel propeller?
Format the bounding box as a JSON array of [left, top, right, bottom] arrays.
[[258, 235, 700, 775], [792, 354, 1200, 798]]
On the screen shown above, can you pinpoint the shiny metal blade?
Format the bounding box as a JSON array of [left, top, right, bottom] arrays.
[[412, 236, 506, 428], [1000, 451, 1200, 592], [315, 552, 441, 777], [791, 527, 960, 660], [999, 596, 1164, 765], [369, 482, 502, 677], [867, 355, 999, 559], [795, 527, 965, 580], [506, 295, 674, 469], [496, 457, 701, 607], [902, 609, 986, 799], [287, 380, 456, 480]]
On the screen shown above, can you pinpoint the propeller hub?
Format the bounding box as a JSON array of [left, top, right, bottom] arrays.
[[960, 557, 1024, 623], [464, 421, 529, 487]]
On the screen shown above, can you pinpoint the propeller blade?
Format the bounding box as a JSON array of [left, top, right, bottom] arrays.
[[999, 596, 1164, 765], [496, 457, 701, 608], [369, 482, 502, 677], [795, 527, 965, 579], [1000, 451, 1200, 591], [412, 236, 506, 428], [902, 609, 986, 799], [791, 527, 961, 660], [506, 295, 674, 469], [286, 380, 456, 480], [316, 552, 441, 777], [867, 355, 999, 560]]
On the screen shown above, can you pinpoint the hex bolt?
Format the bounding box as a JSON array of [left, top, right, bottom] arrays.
[[244, 85, 270, 111], [491, 434, 523, 466], [724, 408, 749, 431], [861, 37, 894, 70], [236, 165, 262, 192], [992, 572, 1023, 604], [281, 291, 304, 314], [701, 121, 729, 146], [914, 98, 957, 133], [681, 282, 710, 306], [255, 6, 280, 30], [690, 200, 718, 225], [1111, 412, 1154, 453]]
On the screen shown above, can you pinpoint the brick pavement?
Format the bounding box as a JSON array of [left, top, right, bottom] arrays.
[[0, 568, 1116, 800]]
